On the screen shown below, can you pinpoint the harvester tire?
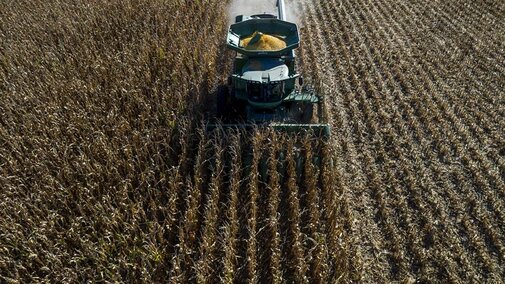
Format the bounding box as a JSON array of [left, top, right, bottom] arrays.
[[301, 103, 314, 123]]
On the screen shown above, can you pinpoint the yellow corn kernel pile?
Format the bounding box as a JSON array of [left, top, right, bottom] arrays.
[[241, 31, 287, 51]]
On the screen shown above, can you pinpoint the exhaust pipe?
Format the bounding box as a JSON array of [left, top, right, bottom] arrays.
[[277, 0, 295, 57], [277, 0, 286, 21]]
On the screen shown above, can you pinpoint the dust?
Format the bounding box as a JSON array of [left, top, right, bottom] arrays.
[[228, 0, 304, 26]]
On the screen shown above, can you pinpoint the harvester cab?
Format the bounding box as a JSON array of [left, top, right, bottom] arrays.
[[210, 0, 330, 137]]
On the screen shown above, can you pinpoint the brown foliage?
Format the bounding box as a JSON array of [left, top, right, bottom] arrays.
[[1, 0, 504, 282]]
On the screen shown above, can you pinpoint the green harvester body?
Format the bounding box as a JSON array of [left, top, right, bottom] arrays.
[[209, 0, 330, 137]]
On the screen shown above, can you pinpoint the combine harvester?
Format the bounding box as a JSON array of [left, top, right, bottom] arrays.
[[208, 0, 330, 137]]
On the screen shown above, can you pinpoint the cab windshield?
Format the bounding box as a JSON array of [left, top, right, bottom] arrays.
[[247, 81, 284, 102]]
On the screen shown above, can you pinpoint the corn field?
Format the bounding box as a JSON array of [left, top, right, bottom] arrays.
[[0, 0, 504, 282]]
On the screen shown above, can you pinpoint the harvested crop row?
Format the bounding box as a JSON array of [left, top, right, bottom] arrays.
[[298, 0, 504, 282], [378, 1, 504, 272]]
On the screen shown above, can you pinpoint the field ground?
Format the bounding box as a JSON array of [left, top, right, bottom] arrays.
[[0, 0, 504, 282]]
